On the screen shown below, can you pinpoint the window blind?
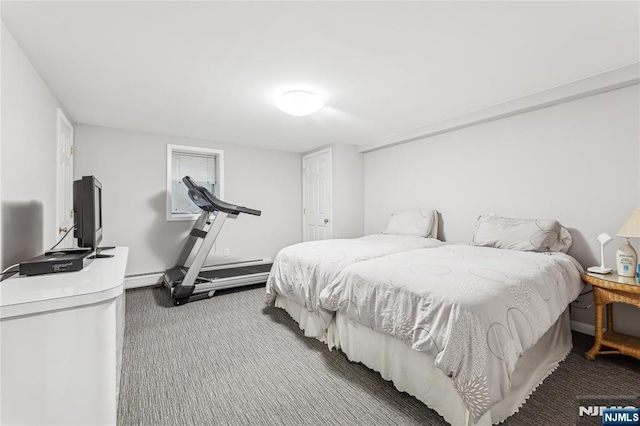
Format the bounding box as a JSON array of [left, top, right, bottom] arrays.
[[171, 151, 216, 185], [171, 150, 217, 214]]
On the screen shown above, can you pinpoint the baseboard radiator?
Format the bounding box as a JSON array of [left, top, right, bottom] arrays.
[[570, 320, 596, 337], [125, 258, 272, 290]]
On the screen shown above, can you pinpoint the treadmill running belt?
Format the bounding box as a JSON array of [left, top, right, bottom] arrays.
[[199, 263, 273, 280]]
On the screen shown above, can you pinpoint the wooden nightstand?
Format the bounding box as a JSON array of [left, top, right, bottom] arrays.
[[582, 272, 640, 361]]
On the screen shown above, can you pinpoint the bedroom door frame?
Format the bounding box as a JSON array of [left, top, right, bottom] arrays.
[[302, 147, 332, 242], [56, 108, 74, 248]]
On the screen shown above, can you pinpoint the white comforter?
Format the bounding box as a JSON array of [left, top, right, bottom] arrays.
[[319, 244, 583, 422], [266, 234, 445, 330]]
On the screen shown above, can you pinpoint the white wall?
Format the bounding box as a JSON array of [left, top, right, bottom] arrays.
[[331, 143, 364, 239], [74, 125, 302, 275], [1, 22, 61, 268], [364, 85, 640, 334]]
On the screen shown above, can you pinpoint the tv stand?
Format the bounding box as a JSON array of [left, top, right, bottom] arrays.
[[93, 246, 116, 259], [1, 247, 128, 425]]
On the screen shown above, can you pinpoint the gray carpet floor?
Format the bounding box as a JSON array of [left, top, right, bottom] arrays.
[[118, 285, 640, 426]]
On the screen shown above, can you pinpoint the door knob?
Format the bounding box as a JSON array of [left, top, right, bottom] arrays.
[[59, 227, 68, 234], [324, 218, 329, 224]]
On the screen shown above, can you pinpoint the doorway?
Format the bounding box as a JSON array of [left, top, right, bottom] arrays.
[[302, 147, 332, 241], [56, 109, 74, 248]]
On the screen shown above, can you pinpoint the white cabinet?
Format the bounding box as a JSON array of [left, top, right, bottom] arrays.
[[0, 247, 128, 425]]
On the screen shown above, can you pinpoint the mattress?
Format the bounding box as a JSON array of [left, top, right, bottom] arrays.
[[266, 234, 444, 337], [320, 244, 584, 421]]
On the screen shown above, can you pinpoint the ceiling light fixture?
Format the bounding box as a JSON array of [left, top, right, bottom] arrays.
[[276, 91, 324, 116]]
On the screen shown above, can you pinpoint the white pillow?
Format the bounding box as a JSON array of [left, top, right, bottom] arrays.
[[472, 214, 572, 253], [549, 226, 573, 253], [382, 210, 438, 238]]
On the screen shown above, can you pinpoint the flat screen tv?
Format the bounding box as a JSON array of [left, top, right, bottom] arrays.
[[73, 175, 106, 254]]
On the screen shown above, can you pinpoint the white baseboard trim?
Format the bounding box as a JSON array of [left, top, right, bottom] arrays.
[[124, 258, 272, 290], [571, 320, 595, 336], [125, 273, 163, 290]]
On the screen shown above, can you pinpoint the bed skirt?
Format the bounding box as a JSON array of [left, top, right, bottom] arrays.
[[334, 308, 572, 426], [274, 295, 571, 425], [274, 295, 338, 348]]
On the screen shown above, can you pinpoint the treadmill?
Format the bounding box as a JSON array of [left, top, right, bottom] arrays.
[[163, 176, 272, 305]]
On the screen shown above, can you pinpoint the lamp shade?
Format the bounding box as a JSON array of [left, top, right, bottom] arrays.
[[617, 207, 640, 238]]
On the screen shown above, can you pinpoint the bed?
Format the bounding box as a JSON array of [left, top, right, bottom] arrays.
[[266, 210, 444, 342], [319, 216, 584, 425]]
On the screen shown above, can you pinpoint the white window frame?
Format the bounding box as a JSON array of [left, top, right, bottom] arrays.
[[166, 144, 224, 221]]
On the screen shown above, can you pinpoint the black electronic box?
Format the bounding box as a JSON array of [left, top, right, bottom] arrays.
[[19, 249, 94, 276]]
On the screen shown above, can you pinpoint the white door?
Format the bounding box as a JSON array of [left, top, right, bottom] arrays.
[[302, 148, 332, 241], [56, 109, 74, 248]]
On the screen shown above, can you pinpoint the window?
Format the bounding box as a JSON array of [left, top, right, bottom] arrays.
[[166, 144, 224, 221]]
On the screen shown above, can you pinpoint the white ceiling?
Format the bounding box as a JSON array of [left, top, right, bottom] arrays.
[[2, 1, 639, 153]]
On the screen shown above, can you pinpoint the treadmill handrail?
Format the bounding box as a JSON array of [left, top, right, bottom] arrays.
[[182, 176, 261, 216]]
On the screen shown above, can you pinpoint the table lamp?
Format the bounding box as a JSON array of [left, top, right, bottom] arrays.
[[587, 232, 613, 274], [616, 207, 640, 277]]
